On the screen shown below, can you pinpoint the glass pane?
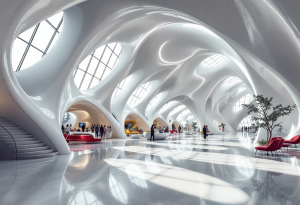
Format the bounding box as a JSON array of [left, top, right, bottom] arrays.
[[18, 26, 35, 42], [94, 45, 105, 59], [108, 54, 117, 68], [32, 21, 55, 51], [108, 43, 116, 50], [87, 57, 98, 75], [47, 11, 63, 28], [114, 44, 122, 56], [81, 74, 93, 90], [74, 69, 84, 88], [102, 68, 111, 80], [20, 47, 43, 70], [12, 38, 27, 71], [95, 63, 105, 79], [79, 55, 91, 71], [89, 77, 99, 89], [101, 48, 112, 65], [47, 32, 59, 52]]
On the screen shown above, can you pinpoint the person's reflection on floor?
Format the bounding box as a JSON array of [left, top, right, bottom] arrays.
[[151, 154, 154, 160]]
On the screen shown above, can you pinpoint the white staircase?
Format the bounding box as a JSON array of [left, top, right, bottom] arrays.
[[0, 117, 59, 160]]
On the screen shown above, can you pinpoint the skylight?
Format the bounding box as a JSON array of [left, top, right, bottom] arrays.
[[127, 82, 151, 107], [201, 54, 226, 68], [222, 77, 241, 87], [234, 94, 251, 111], [73, 43, 122, 90], [147, 93, 161, 108], [112, 75, 131, 98], [12, 12, 64, 71]]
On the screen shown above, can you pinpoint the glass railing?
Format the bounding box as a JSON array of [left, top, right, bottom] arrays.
[[0, 125, 17, 160]]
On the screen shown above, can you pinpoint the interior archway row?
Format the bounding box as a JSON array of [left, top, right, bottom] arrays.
[[1, 0, 300, 155]]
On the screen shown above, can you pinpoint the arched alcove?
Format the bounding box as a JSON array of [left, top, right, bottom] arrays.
[[66, 101, 118, 138], [125, 114, 150, 133], [153, 118, 169, 129]]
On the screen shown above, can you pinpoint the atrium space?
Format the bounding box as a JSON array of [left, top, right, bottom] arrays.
[[1, 0, 300, 204]]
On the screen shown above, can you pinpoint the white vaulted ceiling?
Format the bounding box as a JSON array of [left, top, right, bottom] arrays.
[[0, 0, 299, 154]]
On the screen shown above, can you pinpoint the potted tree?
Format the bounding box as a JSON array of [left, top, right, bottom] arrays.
[[191, 122, 198, 131], [220, 123, 226, 132], [242, 95, 297, 143]]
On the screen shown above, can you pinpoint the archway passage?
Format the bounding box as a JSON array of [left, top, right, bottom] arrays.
[[172, 121, 183, 132], [153, 118, 169, 129], [125, 114, 149, 135], [66, 102, 118, 138], [185, 123, 192, 131]]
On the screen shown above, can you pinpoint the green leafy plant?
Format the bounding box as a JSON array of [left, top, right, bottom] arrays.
[[257, 139, 268, 146], [191, 122, 198, 131], [242, 95, 297, 143], [220, 123, 226, 128]]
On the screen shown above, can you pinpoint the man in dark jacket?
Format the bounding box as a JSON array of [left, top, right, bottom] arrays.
[[95, 124, 99, 138], [150, 125, 155, 141], [82, 123, 86, 132], [100, 125, 104, 139], [203, 125, 207, 139]]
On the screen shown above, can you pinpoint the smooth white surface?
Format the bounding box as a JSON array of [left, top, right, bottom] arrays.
[[1, 133, 300, 204], [143, 132, 169, 140], [0, 0, 300, 156]]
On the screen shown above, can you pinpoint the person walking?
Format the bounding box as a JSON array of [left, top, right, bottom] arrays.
[[103, 125, 106, 139], [91, 124, 95, 133], [100, 125, 104, 139], [179, 125, 181, 134], [203, 125, 207, 140], [66, 124, 71, 135], [61, 125, 65, 133], [82, 123, 86, 132], [95, 124, 99, 138], [150, 125, 155, 141]]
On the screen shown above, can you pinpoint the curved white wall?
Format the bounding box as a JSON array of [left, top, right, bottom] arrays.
[[1, 0, 299, 155]]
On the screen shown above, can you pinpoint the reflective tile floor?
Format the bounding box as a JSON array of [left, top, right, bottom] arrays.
[[1, 133, 300, 205]]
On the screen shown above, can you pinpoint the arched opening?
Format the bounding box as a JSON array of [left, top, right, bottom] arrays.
[[172, 121, 182, 131], [153, 118, 169, 129], [64, 102, 118, 138], [185, 123, 192, 131], [124, 114, 149, 136]]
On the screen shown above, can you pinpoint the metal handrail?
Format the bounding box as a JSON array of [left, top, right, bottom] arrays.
[[0, 124, 17, 160]]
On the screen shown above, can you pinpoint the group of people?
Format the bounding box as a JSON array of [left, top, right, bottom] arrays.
[[156, 126, 169, 133], [202, 125, 210, 139], [91, 124, 112, 139], [242, 126, 251, 132], [61, 124, 73, 135], [61, 123, 113, 139]]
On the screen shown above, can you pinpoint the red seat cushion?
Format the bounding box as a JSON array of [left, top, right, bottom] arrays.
[[255, 146, 268, 150], [67, 135, 84, 141], [269, 137, 282, 145], [255, 139, 281, 151], [284, 135, 300, 144], [282, 144, 290, 147], [81, 135, 101, 142]]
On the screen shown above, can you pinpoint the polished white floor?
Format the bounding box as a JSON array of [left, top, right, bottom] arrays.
[[1, 132, 300, 205]]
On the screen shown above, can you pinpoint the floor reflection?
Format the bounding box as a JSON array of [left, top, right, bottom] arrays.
[[1, 134, 300, 205]]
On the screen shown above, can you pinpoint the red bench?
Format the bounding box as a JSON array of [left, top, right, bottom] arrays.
[[66, 135, 84, 143], [81, 135, 101, 143], [255, 139, 281, 155], [284, 135, 300, 147], [170, 130, 177, 134], [66, 135, 101, 143]]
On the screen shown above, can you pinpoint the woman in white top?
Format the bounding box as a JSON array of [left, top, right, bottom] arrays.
[[66, 124, 71, 135]]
